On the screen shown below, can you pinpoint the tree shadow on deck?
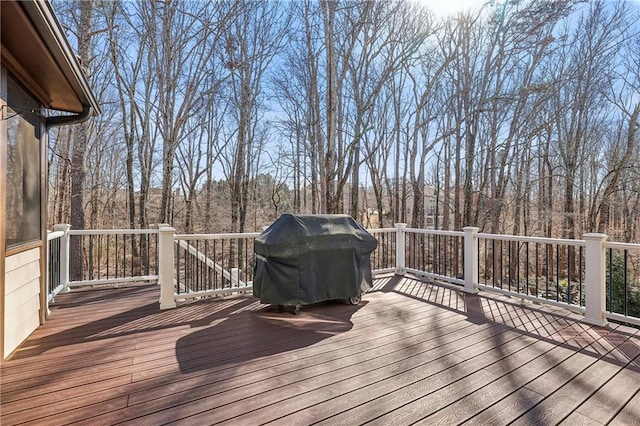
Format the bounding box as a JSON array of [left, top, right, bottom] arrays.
[[175, 300, 366, 373], [11, 284, 257, 359]]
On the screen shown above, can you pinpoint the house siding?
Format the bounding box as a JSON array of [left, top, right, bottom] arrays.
[[4, 247, 40, 357]]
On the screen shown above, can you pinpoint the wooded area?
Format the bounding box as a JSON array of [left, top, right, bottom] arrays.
[[47, 0, 640, 241]]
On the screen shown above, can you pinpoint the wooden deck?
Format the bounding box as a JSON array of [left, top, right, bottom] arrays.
[[2, 275, 640, 425]]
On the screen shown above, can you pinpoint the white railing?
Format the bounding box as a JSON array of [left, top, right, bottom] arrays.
[[403, 227, 466, 287], [50, 226, 159, 291], [603, 240, 640, 326], [46, 229, 66, 314], [367, 227, 397, 274], [66, 228, 159, 286], [50, 223, 640, 328], [476, 232, 587, 313], [396, 227, 639, 327], [171, 232, 260, 302]]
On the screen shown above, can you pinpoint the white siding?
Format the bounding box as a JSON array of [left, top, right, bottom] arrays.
[[4, 247, 40, 357]]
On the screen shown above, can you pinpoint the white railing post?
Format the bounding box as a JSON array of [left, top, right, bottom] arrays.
[[463, 227, 480, 294], [158, 225, 177, 309], [231, 268, 240, 287], [583, 233, 608, 327], [395, 223, 407, 275], [54, 224, 71, 293], [157, 223, 172, 289]]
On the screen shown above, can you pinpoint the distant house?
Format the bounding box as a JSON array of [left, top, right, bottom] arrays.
[[400, 186, 455, 230], [0, 0, 99, 359]]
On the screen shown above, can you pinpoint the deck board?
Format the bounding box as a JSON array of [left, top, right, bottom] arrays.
[[322, 315, 579, 425], [609, 390, 640, 425], [2, 275, 640, 425]]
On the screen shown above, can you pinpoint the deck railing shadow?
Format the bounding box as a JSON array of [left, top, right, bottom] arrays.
[[383, 274, 640, 375]]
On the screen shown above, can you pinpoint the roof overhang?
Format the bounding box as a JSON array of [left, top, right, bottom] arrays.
[[1, 0, 100, 115]]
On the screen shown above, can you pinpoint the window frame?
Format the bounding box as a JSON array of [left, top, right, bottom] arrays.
[[4, 72, 44, 252]]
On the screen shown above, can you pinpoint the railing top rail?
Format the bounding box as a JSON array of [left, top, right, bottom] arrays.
[[68, 229, 160, 236], [367, 228, 396, 233], [605, 241, 640, 250], [477, 233, 586, 246], [47, 230, 65, 241], [174, 232, 261, 240], [58, 228, 640, 251], [405, 228, 465, 237]]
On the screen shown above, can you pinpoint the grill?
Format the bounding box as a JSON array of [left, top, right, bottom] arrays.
[[253, 214, 378, 313]]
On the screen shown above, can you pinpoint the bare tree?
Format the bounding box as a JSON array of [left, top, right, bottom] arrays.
[[589, 12, 640, 234], [138, 0, 229, 224], [221, 0, 291, 232], [64, 0, 94, 280]]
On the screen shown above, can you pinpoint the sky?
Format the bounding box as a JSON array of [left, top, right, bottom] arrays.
[[416, 0, 487, 16], [419, 0, 640, 17]]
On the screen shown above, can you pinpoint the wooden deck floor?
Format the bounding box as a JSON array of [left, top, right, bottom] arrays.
[[2, 275, 640, 425]]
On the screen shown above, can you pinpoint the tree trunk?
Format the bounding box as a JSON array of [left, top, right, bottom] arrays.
[[69, 0, 94, 281], [321, 0, 337, 213]]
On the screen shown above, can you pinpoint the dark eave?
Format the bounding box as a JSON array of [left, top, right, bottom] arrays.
[[1, 0, 100, 115]]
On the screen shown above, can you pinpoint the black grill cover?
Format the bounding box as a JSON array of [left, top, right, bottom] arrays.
[[253, 214, 378, 306]]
